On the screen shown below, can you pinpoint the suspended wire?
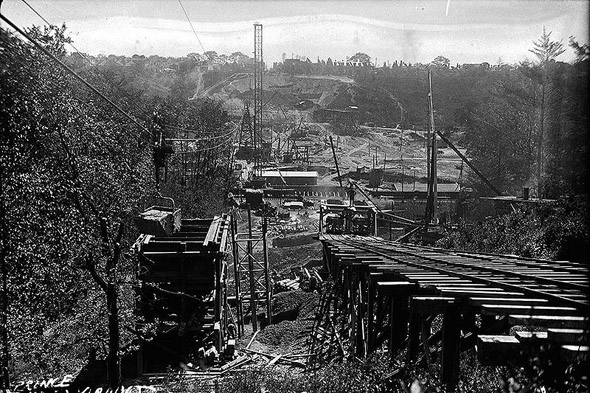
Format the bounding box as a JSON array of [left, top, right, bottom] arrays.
[[166, 126, 239, 148], [164, 121, 240, 141], [169, 132, 238, 154], [16, 0, 238, 147], [3, 7, 241, 152], [177, 0, 206, 54], [19, 0, 94, 66], [0, 13, 152, 139]]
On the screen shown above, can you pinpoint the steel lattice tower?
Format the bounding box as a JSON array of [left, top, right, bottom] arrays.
[[253, 23, 263, 173], [238, 104, 254, 149]]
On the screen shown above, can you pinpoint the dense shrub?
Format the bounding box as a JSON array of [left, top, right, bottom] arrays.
[[436, 196, 589, 262]]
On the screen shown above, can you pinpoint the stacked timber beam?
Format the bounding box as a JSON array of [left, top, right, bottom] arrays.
[[135, 215, 231, 374], [314, 234, 588, 388]]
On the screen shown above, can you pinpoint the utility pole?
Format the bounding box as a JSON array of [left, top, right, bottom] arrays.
[[330, 136, 343, 189], [425, 69, 437, 224], [430, 70, 438, 221]]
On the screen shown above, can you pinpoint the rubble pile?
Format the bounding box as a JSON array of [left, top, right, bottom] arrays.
[[257, 291, 319, 351]]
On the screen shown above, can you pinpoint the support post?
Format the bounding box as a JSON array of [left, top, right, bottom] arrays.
[[390, 295, 409, 350], [330, 135, 343, 189], [425, 68, 437, 224], [262, 213, 271, 325], [441, 304, 461, 389], [367, 279, 375, 353], [408, 311, 421, 362], [230, 211, 244, 337], [247, 207, 258, 331]]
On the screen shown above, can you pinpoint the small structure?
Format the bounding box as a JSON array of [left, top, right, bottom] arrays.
[[260, 170, 318, 186], [481, 188, 556, 215], [368, 169, 384, 188], [133, 196, 181, 237], [319, 199, 377, 236]]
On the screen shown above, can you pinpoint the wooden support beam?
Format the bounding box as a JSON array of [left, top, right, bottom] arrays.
[[468, 297, 549, 306], [481, 304, 579, 316], [508, 315, 588, 329], [547, 328, 589, 344], [515, 331, 548, 341], [390, 294, 409, 350], [367, 279, 376, 353], [477, 335, 522, 366], [410, 296, 455, 315], [421, 317, 433, 368], [440, 289, 525, 297], [376, 281, 416, 294], [560, 345, 589, 362], [371, 292, 388, 353], [407, 311, 421, 362], [441, 304, 461, 389]]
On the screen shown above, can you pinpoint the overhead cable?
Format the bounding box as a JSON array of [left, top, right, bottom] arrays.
[[164, 122, 240, 141], [168, 137, 236, 154], [0, 13, 151, 137], [177, 0, 206, 54], [19, 0, 93, 65]]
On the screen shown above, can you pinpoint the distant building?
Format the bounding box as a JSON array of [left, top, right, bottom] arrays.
[[260, 171, 318, 186], [283, 58, 312, 74], [346, 60, 372, 67], [461, 62, 490, 70]]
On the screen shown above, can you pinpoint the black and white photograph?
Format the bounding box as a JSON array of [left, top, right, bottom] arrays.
[[1, 0, 588, 391]]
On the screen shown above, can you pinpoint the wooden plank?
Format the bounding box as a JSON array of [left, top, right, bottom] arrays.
[[515, 331, 548, 341], [438, 286, 499, 291], [560, 345, 589, 361], [547, 328, 588, 344], [480, 304, 579, 316], [468, 297, 549, 306], [508, 315, 588, 329], [477, 335, 522, 365], [440, 289, 525, 297], [426, 283, 487, 287], [376, 281, 416, 294], [410, 296, 456, 315], [267, 354, 282, 366], [414, 279, 476, 284]]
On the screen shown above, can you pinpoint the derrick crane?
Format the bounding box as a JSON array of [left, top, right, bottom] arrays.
[[253, 23, 264, 176]]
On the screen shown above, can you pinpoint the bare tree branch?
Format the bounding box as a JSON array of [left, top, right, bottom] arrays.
[[85, 254, 108, 292]]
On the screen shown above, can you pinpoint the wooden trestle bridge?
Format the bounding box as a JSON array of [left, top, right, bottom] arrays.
[[311, 234, 589, 387]]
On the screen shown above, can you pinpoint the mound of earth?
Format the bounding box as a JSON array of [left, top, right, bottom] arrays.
[[256, 290, 320, 352]]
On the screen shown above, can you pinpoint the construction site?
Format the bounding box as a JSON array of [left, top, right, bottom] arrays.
[[106, 23, 588, 391], [2, 7, 589, 392]]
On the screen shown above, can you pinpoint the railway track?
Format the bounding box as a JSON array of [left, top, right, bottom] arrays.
[[311, 234, 589, 387]]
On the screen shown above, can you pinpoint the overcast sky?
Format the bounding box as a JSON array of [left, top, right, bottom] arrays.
[[2, 0, 588, 65]]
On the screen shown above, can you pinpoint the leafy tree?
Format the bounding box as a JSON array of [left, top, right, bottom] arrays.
[[526, 28, 565, 195], [463, 69, 536, 194], [437, 196, 588, 262], [231, 51, 249, 62], [529, 27, 565, 64], [1, 25, 154, 387], [569, 36, 590, 63], [204, 50, 218, 61], [431, 55, 450, 68], [155, 98, 234, 217], [349, 52, 371, 64]]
